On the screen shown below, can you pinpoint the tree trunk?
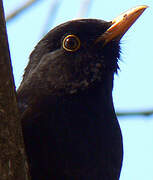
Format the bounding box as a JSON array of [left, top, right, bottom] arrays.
[[0, 1, 30, 179]]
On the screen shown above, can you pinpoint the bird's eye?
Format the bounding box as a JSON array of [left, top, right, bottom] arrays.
[[63, 34, 81, 52]]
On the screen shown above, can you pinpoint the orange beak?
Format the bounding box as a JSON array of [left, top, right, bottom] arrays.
[[96, 5, 148, 45]]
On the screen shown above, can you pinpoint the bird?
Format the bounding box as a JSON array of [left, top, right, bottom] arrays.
[[17, 5, 147, 180]]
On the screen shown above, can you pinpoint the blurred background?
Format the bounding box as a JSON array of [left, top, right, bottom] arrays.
[[3, 0, 153, 179]]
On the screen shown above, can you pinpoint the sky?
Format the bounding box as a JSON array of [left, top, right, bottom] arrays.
[[3, 0, 153, 179]]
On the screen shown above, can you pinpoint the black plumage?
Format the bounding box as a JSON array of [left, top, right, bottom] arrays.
[[17, 6, 147, 180]]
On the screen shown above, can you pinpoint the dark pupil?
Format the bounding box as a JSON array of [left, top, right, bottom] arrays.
[[65, 37, 78, 50]]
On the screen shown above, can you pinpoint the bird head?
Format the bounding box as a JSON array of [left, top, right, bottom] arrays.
[[17, 5, 147, 101]]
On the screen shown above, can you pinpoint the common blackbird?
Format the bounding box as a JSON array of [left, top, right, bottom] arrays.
[[17, 5, 147, 180]]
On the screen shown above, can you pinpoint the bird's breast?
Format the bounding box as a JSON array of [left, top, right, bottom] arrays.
[[32, 98, 123, 178], [22, 88, 123, 179]]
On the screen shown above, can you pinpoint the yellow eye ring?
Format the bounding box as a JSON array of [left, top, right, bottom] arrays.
[[63, 34, 81, 52]]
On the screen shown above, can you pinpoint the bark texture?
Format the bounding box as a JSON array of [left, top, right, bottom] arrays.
[[0, 1, 30, 179]]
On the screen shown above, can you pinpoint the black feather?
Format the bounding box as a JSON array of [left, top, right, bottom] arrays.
[[17, 19, 123, 180]]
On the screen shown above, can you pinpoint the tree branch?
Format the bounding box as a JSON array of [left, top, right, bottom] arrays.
[[76, 0, 92, 18], [41, 0, 62, 36], [0, 0, 30, 179], [6, 0, 41, 22], [116, 109, 153, 117]]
